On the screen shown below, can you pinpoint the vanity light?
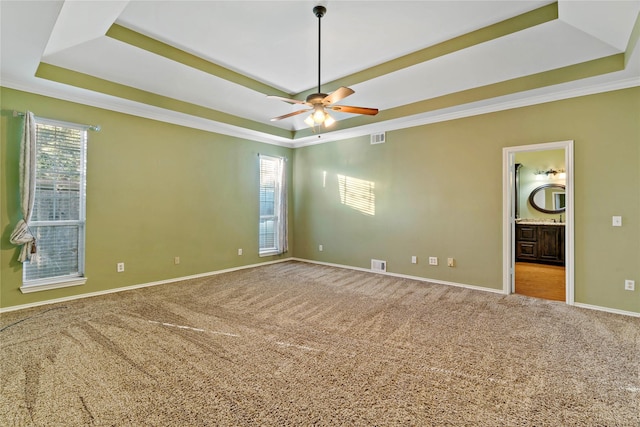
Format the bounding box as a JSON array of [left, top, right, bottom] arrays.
[[535, 168, 566, 178]]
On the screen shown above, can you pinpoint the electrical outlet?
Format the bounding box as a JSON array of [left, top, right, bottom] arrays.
[[612, 216, 622, 227], [411, 256, 417, 264], [117, 262, 125, 273], [174, 256, 180, 265], [625, 280, 635, 291], [238, 248, 243, 256], [319, 244, 323, 252], [447, 257, 455, 267], [429, 256, 438, 266]]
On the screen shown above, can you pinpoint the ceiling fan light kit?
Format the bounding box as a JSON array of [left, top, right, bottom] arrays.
[[268, 4, 378, 131]]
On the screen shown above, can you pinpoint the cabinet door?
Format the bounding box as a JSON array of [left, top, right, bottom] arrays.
[[558, 226, 565, 264], [538, 226, 563, 265]]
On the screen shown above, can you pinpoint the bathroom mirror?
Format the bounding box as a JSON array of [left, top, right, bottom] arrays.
[[528, 184, 566, 214]]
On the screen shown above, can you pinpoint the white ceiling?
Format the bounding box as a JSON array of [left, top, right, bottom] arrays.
[[1, 1, 639, 146]]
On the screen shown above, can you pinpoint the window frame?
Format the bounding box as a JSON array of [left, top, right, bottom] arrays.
[[20, 117, 88, 293], [258, 155, 282, 256]]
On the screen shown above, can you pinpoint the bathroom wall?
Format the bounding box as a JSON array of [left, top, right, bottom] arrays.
[[516, 149, 566, 220]]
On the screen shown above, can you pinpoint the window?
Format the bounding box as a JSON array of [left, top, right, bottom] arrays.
[[259, 155, 284, 255], [23, 118, 87, 289]]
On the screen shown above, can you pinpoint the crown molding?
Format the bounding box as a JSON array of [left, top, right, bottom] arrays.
[[290, 75, 640, 148], [1, 77, 295, 147], [3, 74, 638, 149]]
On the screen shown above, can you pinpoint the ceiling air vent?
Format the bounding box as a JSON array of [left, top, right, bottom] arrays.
[[370, 132, 386, 145]]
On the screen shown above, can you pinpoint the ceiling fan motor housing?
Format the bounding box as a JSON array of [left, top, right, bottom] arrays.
[[306, 93, 328, 104]]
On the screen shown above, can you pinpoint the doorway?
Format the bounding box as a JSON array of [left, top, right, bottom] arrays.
[[502, 141, 574, 304]]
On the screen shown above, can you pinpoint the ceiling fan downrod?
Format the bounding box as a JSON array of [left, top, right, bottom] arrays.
[[313, 5, 326, 96]]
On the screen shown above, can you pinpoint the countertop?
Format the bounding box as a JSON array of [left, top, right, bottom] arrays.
[[516, 220, 565, 226]]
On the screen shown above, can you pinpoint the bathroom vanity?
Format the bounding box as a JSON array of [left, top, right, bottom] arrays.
[[515, 222, 565, 266], [513, 164, 566, 266]]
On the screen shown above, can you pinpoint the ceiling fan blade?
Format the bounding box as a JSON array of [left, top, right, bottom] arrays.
[[270, 109, 311, 121], [323, 87, 355, 105], [267, 95, 307, 105], [329, 105, 379, 116]]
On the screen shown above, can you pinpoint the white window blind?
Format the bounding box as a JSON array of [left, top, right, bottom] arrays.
[[259, 155, 282, 255], [23, 118, 87, 285]]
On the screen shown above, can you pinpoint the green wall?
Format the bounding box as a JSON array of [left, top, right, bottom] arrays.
[[293, 87, 639, 314], [2, 87, 639, 314], [1, 88, 292, 309]]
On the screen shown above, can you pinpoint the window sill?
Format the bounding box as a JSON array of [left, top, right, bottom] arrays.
[[259, 250, 281, 257], [20, 277, 87, 294]]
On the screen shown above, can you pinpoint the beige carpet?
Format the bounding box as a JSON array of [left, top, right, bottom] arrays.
[[1, 261, 638, 426]]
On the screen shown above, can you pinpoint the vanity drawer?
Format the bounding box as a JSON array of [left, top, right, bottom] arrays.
[[516, 225, 537, 241], [516, 241, 538, 261]]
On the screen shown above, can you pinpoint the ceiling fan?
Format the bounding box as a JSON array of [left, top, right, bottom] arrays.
[[268, 5, 379, 128]]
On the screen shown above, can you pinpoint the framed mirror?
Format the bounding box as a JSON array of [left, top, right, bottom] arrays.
[[528, 184, 566, 214]]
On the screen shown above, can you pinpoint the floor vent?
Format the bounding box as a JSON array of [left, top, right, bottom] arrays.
[[371, 259, 387, 272], [370, 132, 386, 145]]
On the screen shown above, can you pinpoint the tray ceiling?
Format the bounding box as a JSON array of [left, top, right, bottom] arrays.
[[1, 1, 639, 146]]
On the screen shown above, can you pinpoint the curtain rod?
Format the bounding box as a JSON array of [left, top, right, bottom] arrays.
[[12, 110, 101, 132]]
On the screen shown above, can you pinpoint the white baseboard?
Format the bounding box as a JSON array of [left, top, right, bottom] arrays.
[[293, 258, 640, 317], [0, 258, 291, 314], [573, 302, 639, 318], [3, 257, 637, 318], [291, 257, 505, 294]]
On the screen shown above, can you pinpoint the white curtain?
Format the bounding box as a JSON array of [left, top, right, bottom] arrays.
[[9, 111, 37, 262], [278, 157, 288, 254]]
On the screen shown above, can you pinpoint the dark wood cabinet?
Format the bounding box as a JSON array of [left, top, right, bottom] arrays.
[[515, 224, 538, 262], [516, 224, 565, 266]]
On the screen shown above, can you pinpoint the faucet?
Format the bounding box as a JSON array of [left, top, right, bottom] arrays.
[[559, 214, 563, 223]]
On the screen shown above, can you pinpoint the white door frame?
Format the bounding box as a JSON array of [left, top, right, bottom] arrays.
[[502, 140, 575, 304]]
